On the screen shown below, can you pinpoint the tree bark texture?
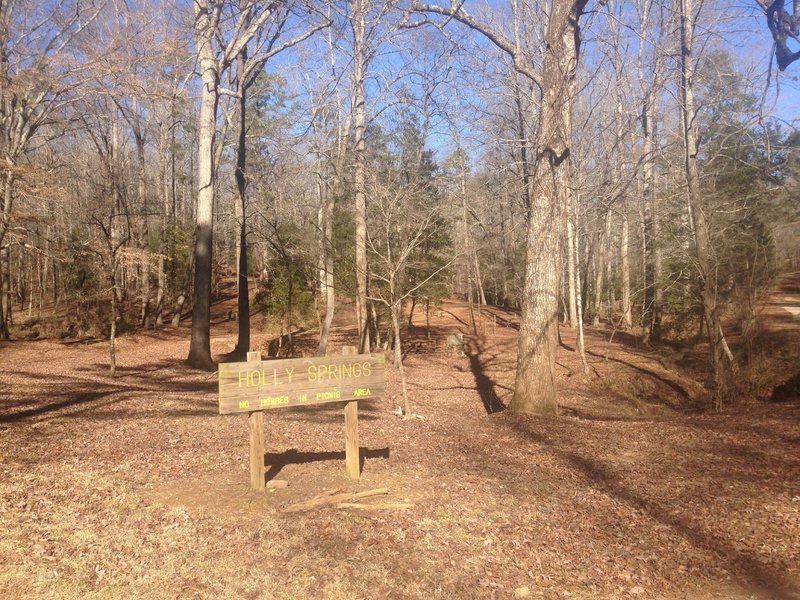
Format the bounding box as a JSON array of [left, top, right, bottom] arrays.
[[353, 0, 370, 354], [187, 25, 218, 370], [0, 173, 12, 339], [511, 0, 588, 415], [566, 209, 578, 328], [233, 49, 251, 359]]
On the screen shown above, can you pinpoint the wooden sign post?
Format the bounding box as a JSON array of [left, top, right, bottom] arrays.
[[219, 349, 385, 490], [341, 346, 359, 480], [246, 351, 265, 491]]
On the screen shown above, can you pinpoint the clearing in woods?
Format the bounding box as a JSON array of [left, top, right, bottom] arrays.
[[1, 275, 799, 599]]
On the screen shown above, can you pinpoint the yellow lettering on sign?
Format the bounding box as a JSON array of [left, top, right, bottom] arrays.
[[306, 361, 375, 382], [260, 396, 289, 407], [315, 390, 341, 401], [297, 393, 308, 402], [353, 388, 371, 397], [238, 368, 291, 387], [239, 400, 250, 409]]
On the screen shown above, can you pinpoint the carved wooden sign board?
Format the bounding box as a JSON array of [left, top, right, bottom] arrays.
[[218, 353, 386, 415]]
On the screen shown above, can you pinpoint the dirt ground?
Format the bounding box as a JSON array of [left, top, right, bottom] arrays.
[[1, 276, 799, 600]]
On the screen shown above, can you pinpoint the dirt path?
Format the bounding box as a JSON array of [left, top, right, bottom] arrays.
[[1, 278, 799, 599]]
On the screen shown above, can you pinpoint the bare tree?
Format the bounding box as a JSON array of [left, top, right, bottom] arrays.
[[368, 169, 451, 417], [188, 0, 293, 369], [0, 0, 103, 339], [223, 6, 324, 361], [410, 0, 596, 414]]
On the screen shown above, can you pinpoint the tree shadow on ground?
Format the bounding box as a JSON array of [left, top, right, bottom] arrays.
[[0, 389, 123, 424], [678, 408, 800, 447], [1, 360, 219, 424], [464, 334, 508, 415], [264, 447, 390, 482], [581, 347, 696, 402], [506, 415, 800, 600]]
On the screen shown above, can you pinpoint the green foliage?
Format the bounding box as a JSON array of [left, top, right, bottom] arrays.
[[164, 224, 191, 296], [331, 203, 357, 296], [365, 115, 453, 307], [253, 257, 316, 331], [656, 53, 781, 340]]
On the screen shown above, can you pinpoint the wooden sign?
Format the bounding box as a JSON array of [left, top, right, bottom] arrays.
[[218, 353, 385, 415]]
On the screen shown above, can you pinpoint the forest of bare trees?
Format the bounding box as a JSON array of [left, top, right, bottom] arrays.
[[2, 0, 798, 413]]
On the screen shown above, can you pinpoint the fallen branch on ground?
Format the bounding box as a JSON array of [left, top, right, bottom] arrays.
[[336, 502, 413, 510], [282, 488, 389, 512]]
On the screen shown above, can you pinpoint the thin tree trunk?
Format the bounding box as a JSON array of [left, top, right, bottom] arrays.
[[0, 173, 12, 339], [27, 255, 32, 318], [474, 255, 487, 306], [390, 297, 411, 418], [620, 205, 632, 329], [110, 114, 124, 306], [316, 170, 336, 356], [134, 115, 150, 329], [371, 301, 382, 349], [566, 210, 578, 327], [407, 296, 417, 326], [110, 276, 118, 378], [40, 229, 49, 314], [155, 117, 169, 326], [0, 244, 9, 339], [353, 0, 370, 354], [572, 193, 589, 374], [425, 299, 431, 340], [514, 74, 532, 213], [637, 0, 665, 344], [593, 211, 608, 326]]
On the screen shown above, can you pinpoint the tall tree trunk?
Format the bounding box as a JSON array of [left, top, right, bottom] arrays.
[[187, 42, 218, 369], [155, 116, 170, 326], [514, 74, 532, 213], [0, 173, 12, 339], [233, 48, 250, 359], [110, 114, 124, 306], [316, 167, 336, 356], [353, 0, 370, 354], [0, 242, 9, 338], [620, 204, 632, 329], [679, 0, 731, 406], [109, 272, 118, 378], [571, 192, 589, 374], [593, 211, 609, 326], [636, 0, 665, 344], [136, 130, 151, 329], [511, 0, 587, 415], [566, 209, 578, 327]]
